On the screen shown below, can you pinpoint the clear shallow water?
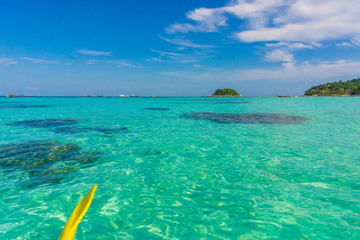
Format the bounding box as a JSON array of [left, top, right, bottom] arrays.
[[0, 97, 360, 239]]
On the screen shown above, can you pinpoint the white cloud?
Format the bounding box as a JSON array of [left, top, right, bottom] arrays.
[[167, 0, 360, 44], [161, 59, 360, 84], [265, 42, 320, 50], [21, 57, 59, 64], [158, 35, 214, 48], [77, 49, 112, 56], [351, 38, 360, 46], [335, 38, 360, 47], [0, 58, 14, 63], [166, 7, 227, 33], [150, 49, 183, 57], [0, 58, 18, 65], [164, 0, 360, 69], [230, 60, 360, 83], [336, 42, 353, 47], [1, 56, 138, 68], [236, 23, 360, 43], [105, 60, 137, 68], [85, 60, 98, 64], [265, 49, 294, 67], [166, 0, 283, 34], [148, 49, 209, 63]]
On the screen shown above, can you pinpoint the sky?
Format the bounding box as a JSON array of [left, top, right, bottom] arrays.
[[1, 0, 360, 96]]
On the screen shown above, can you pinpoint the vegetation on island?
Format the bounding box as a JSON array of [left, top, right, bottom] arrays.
[[209, 88, 242, 97], [304, 78, 360, 96]]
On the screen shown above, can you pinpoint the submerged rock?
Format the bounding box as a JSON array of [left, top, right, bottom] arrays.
[[182, 112, 309, 124], [144, 108, 170, 111], [54, 126, 129, 135], [208, 102, 250, 104], [7, 118, 128, 135], [85, 126, 129, 134], [0, 140, 101, 187], [53, 126, 89, 134], [7, 119, 78, 128], [0, 104, 51, 109]]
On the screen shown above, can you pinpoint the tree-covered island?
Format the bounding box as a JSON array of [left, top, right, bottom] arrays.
[[207, 88, 243, 97], [304, 78, 360, 96]]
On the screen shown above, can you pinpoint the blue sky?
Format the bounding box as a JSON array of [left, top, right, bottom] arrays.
[[1, 0, 360, 96]]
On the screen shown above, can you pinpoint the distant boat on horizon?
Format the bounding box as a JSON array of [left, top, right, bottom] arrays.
[[118, 94, 129, 97], [7, 93, 24, 98], [277, 95, 291, 97]]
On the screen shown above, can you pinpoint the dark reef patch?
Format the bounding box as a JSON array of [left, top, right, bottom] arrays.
[[7, 119, 78, 128], [53, 126, 129, 135], [85, 126, 129, 134], [0, 104, 51, 109], [7, 118, 129, 135], [53, 126, 89, 134], [0, 140, 101, 187], [183, 112, 309, 124], [144, 108, 170, 111], [208, 102, 250, 104]]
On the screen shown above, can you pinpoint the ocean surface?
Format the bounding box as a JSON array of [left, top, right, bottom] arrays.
[[0, 97, 359, 239]]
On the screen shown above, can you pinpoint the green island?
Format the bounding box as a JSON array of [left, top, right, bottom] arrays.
[[207, 88, 243, 97], [304, 78, 360, 96]]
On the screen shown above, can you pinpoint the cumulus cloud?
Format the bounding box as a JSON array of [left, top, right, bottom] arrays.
[[77, 49, 112, 56], [166, 0, 284, 34], [167, 0, 360, 44], [265, 49, 294, 68], [166, 7, 227, 33]]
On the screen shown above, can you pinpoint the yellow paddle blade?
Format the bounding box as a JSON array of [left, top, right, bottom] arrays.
[[58, 185, 97, 240]]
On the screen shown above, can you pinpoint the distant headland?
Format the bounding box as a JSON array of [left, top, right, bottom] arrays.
[[304, 78, 360, 96], [206, 88, 243, 97]]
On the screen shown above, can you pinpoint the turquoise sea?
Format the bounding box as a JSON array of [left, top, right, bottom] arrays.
[[0, 97, 360, 239]]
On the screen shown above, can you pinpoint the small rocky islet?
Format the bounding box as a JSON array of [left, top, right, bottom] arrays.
[[206, 88, 243, 97]]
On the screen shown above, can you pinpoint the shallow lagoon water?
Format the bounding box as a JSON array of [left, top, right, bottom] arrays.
[[0, 97, 360, 239]]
